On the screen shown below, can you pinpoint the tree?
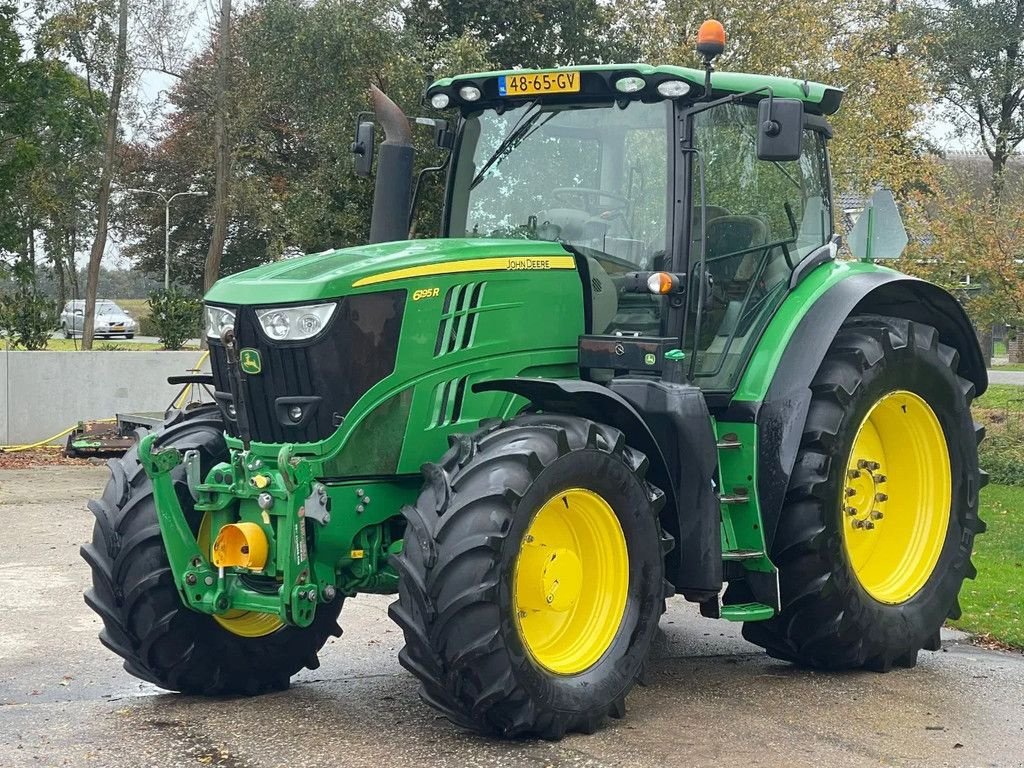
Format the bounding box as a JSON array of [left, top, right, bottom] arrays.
[[81, 0, 129, 349], [36, 0, 133, 348], [920, 0, 1024, 201], [203, 0, 230, 292], [2, 5, 104, 308], [404, 0, 624, 69]]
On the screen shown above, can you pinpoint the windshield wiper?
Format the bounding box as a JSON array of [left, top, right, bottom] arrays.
[[470, 102, 544, 189]]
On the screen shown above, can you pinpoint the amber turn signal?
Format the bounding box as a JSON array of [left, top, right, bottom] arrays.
[[696, 19, 726, 60], [647, 272, 680, 295]]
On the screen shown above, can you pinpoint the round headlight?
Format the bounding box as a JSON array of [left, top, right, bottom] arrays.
[[297, 313, 323, 336], [656, 80, 691, 98], [430, 92, 450, 109], [459, 85, 482, 102], [265, 312, 290, 340], [614, 76, 646, 94]]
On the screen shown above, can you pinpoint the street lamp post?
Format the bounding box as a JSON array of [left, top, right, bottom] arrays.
[[124, 188, 207, 289]]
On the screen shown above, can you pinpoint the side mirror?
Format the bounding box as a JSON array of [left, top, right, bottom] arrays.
[[756, 98, 803, 161], [351, 120, 375, 177]]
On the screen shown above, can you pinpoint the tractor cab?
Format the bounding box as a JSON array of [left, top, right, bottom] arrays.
[[377, 57, 843, 395]]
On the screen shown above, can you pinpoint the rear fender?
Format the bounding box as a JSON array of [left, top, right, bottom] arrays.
[[725, 269, 986, 552]]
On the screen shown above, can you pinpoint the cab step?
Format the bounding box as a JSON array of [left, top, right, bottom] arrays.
[[719, 491, 750, 505], [720, 602, 775, 622], [722, 549, 764, 560]]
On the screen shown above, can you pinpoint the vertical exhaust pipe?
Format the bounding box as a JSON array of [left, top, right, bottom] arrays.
[[368, 84, 414, 244]]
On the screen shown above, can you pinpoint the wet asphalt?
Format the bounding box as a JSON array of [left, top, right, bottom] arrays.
[[2, 465, 1022, 768]]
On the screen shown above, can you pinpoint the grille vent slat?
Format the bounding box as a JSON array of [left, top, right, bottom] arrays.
[[431, 375, 470, 428], [434, 281, 487, 357]]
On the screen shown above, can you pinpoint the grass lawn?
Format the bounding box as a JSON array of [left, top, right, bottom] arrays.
[[992, 363, 1024, 371], [994, 339, 1007, 356], [952, 484, 1024, 648], [42, 338, 165, 351], [973, 384, 1024, 411], [1, 338, 196, 351]]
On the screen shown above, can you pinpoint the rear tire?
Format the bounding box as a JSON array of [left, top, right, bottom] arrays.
[[739, 315, 985, 670], [62, 324, 71, 339], [390, 413, 668, 738], [81, 405, 343, 694]]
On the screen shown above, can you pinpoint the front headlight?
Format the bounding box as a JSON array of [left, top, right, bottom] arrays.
[[205, 305, 236, 339], [255, 303, 336, 342]]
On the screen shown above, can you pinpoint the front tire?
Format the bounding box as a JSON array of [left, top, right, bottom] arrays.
[[81, 405, 343, 694], [390, 414, 667, 738], [740, 316, 985, 670]]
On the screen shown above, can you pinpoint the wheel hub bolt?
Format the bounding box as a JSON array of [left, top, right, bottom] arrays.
[[846, 506, 858, 516], [875, 492, 888, 502], [848, 469, 861, 479], [864, 520, 875, 529], [873, 474, 887, 483], [845, 487, 857, 497], [870, 511, 884, 520]]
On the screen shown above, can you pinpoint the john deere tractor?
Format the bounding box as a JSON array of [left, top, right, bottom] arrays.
[[84, 23, 987, 739]]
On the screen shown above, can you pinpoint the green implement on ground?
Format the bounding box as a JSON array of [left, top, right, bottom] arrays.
[[84, 23, 988, 740]]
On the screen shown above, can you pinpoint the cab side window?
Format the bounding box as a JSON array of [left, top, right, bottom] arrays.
[[688, 103, 832, 390]]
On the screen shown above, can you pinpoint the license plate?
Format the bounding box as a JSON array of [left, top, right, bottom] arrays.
[[110, 326, 124, 331], [498, 71, 580, 97]]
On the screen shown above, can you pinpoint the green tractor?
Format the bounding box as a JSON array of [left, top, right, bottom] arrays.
[[83, 24, 987, 739]]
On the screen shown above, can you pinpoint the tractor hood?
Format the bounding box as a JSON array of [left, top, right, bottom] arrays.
[[204, 238, 575, 305]]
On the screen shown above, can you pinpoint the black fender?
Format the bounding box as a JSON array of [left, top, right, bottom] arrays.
[[474, 377, 721, 598], [723, 272, 987, 553]]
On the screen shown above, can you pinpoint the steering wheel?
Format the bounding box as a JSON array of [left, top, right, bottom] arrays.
[[551, 187, 630, 216]]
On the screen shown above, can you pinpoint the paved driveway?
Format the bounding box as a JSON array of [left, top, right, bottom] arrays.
[[2, 466, 1022, 768], [988, 370, 1024, 385]]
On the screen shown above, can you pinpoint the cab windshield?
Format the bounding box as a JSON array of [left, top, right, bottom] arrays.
[[446, 100, 672, 274]]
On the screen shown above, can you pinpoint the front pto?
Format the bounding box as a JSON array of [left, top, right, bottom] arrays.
[[137, 432, 411, 628]]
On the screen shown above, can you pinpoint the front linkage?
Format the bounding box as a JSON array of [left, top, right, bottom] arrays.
[[138, 433, 339, 628]]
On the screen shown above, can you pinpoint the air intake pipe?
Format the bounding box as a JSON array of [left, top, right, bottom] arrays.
[[368, 84, 414, 244]]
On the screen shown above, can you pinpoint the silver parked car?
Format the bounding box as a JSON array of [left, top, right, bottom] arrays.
[[59, 300, 138, 339]]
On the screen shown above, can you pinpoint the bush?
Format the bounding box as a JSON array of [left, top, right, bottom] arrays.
[[976, 409, 1024, 486], [0, 289, 57, 350], [147, 288, 202, 350]]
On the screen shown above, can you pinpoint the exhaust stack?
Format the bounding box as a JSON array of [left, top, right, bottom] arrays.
[[368, 84, 414, 244]]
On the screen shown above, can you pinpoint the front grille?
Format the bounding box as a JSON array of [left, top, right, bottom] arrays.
[[210, 291, 406, 443]]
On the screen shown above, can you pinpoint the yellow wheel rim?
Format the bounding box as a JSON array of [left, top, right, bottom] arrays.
[[513, 488, 629, 675], [197, 514, 284, 638], [840, 390, 951, 605]]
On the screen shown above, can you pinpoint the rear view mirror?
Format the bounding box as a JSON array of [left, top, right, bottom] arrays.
[[351, 120, 375, 177], [757, 98, 803, 161]]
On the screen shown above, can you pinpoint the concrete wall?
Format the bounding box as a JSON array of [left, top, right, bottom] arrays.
[[0, 350, 208, 445]]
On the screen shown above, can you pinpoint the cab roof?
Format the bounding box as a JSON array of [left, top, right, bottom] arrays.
[[427, 63, 843, 115]]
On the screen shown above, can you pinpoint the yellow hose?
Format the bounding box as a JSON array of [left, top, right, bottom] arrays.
[[2, 350, 210, 452], [0, 419, 117, 452]]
